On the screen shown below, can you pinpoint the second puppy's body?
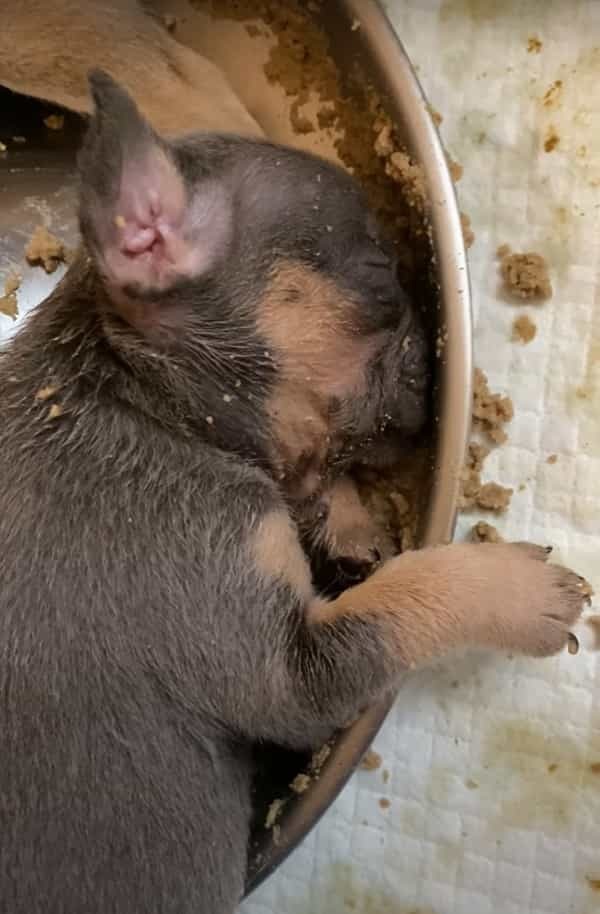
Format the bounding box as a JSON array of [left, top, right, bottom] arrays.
[[0, 5, 587, 913]]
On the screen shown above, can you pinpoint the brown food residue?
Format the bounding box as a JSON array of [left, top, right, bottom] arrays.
[[527, 36, 543, 54], [290, 773, 311, 794], [361, 750, 382, 772], [544, 126, 560, 153], [461, 212, 475, 248], [542, 80, 563, 108], [265, 797, 286, 830], [459, 442, 490, 511], [586, 876, 600, 892], [0, 271, 21, 320], [547, 454, 558, 465], [35, 385, 58, 402], [379, 798, 391, 810], [511, 314, 537, 344], [473, 367, 514, 444], [447, 155, 463, 183], [477, 482, 513, 513], [471, 521, 504, 544], [427, 105, 443, 126], [289, 93, 315, 134], [460, 441, 513, 514], [25, 225, 66, 274], [499, 250, 552, 301], [48, 403, 63, 420], [589, 762, 600, 775], [43, 113, 65, 130]]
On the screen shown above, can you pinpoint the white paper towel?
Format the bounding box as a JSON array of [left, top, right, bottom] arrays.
[[243, 2, 600, 912]]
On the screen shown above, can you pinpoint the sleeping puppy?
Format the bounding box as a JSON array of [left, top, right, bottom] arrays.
[[0, 6, 587, 914]]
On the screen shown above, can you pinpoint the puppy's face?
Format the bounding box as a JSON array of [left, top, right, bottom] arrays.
[[78, 71, 428, 498]]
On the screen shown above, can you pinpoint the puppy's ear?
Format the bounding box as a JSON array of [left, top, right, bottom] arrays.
[[78, 70, 232, 298]]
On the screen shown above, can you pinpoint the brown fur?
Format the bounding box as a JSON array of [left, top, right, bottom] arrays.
[[0, 0, 261, 137]]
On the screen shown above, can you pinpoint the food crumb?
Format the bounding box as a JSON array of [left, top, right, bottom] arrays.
[[48, 404, 63, 420], [0, 271, 21, 319], [35, 385, 58, 401], [427, 105, 443, 126], [544, 126, 560, 152], [465, 779, 479, 790], [586, 876, 600, 892], [548, 763, 559, 773], [461, 212, 475, 248], [361, 750, 382, 772], [527, 36, 543, 53], [547, 454, 558, 465], [25, 225, 66, 274], [459, 441, 490, 511], [473, 367, 514, 444], [542, 80, 563, 108], [310, 744, 332, 773], [447, 155, 463, 182], [477, 482, 513, 513], [500, 250, 552, 300], [471, 521, 504, 544], [265, 798, 286, 830], [290, 773, 311, 794], [289, 96, 315, 134], [511, 314, 537, 344], [459, 443, 512, 513], [43, 114, 65, 130], [379, 798, 391, 810]]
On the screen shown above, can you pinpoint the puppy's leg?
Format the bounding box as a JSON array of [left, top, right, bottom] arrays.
[[0, 0, 262, 137], [298, 476, 396, 595], [236, 512, 585, 748]]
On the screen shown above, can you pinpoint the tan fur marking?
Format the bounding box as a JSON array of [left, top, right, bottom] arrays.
[[257, 262, 382, 400], [252, 510, 314, 603], [257, 262, 385, 500], [308, 543, 585, 665], [323, 476, 395, 564]]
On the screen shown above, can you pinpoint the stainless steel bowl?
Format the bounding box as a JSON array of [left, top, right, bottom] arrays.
[[245, 0, 472, 895], [0, 0, 472, 897]]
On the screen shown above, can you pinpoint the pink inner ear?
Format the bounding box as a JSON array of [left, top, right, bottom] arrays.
[[98, 146, 232, 297], [103, 151, 187, 291]]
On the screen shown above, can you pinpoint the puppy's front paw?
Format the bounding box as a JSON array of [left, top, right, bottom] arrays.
[[477, 543, 587, 657]]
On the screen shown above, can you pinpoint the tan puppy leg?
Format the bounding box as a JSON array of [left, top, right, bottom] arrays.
[[309, 542, 585, 665]]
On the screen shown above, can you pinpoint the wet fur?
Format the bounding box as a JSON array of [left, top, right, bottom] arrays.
[[0, 6, 587, 914]]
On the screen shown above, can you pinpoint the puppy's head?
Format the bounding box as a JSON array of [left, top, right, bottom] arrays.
[[78, 71, 428, 494]]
